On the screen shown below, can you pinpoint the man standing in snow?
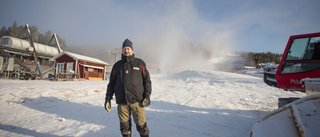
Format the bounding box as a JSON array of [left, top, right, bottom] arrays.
[[105, 39, 151, 137]]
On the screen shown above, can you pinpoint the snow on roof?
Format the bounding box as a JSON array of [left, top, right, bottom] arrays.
[[243, 66, 256, 69], [50, 51, 109, 65], [261, 62, 275, 66]]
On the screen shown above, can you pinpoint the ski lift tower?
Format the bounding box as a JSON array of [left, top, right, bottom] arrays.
[[107, 48, 122, 63]]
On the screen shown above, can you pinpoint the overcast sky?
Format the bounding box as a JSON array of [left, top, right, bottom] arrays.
[[1, 0, 320, 54]]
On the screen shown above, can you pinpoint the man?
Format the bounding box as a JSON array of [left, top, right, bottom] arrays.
[[105, 38, 151, 137]]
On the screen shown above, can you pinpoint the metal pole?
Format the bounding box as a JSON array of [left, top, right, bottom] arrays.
[[23, 24, 43, 77]]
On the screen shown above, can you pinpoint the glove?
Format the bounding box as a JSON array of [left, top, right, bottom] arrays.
[[142, 95, 151, 107], [105, 96, 112, 112]]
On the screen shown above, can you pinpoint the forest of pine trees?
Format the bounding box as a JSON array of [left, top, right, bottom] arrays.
[[239, 51, 283, 66], [0, 20, 67, 49]]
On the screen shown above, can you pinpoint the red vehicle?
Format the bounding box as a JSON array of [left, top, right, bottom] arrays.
[[275, 32, 320, 91], [251, 33, 320, 137]]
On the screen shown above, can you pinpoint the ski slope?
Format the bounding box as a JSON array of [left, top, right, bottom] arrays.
[[0, 69, 305, 137]]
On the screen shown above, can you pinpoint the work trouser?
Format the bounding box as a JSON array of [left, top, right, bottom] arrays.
[[117, 102, 149, 136]]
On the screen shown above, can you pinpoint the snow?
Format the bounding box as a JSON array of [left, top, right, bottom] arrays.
[[50, 51, 109, 65], [0, 69, 306, 137]]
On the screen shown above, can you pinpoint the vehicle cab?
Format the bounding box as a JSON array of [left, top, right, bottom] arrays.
[[276, 32, 320, 91]]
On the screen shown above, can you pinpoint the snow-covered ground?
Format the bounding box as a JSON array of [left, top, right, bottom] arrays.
[[0, 69, 305, 137]]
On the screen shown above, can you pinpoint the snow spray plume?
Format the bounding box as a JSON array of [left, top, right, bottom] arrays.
[[131, 1, 238, 74], [133, 28, 237, 74], [66, 1, 239, 74]]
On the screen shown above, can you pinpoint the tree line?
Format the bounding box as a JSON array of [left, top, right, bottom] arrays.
[[0, 20, 67, 49], [239, 51, 283, 66]]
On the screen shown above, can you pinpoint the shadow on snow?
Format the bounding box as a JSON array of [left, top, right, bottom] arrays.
[[2, 97, 268, 137]]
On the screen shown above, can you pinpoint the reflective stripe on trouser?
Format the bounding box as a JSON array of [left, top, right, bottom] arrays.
[[117, 102, 149, 135]]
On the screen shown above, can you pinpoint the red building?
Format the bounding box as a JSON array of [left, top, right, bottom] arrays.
[[50, 51, 109, 80]]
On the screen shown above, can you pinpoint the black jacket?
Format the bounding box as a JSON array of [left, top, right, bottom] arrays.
[[106, 54, 151, 104]]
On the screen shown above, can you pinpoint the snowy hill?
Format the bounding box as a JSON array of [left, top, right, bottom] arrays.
[[0, 70, 305, 137]]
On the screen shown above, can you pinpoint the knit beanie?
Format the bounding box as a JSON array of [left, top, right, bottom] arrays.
[[122, 39, 133, 50]]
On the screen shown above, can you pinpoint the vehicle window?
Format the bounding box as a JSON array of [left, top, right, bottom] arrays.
[[285, 36, 320, 61], [280, 62, 320, 74], [310, 38, 320, 60], [285, 37, 309, 60]]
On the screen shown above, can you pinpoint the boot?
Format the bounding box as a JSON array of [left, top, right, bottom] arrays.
[[122, 134, 131, 137]]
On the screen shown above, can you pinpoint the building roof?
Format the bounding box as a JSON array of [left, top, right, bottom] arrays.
[[50, 51, 109, 66]]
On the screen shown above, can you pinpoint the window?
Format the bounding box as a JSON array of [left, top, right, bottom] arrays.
[[56, 63, 64, 73], [1, 38, 9, 45], [285, 36, 320, 61], [280, 62, 320, 74], [88, 68, 94, 72], [66, 62, 74, 74]]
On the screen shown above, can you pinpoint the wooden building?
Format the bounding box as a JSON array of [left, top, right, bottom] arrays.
[[50, 51, 109, 80]]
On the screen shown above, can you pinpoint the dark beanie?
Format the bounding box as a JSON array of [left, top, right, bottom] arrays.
[[122, 39, 133, 50]]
